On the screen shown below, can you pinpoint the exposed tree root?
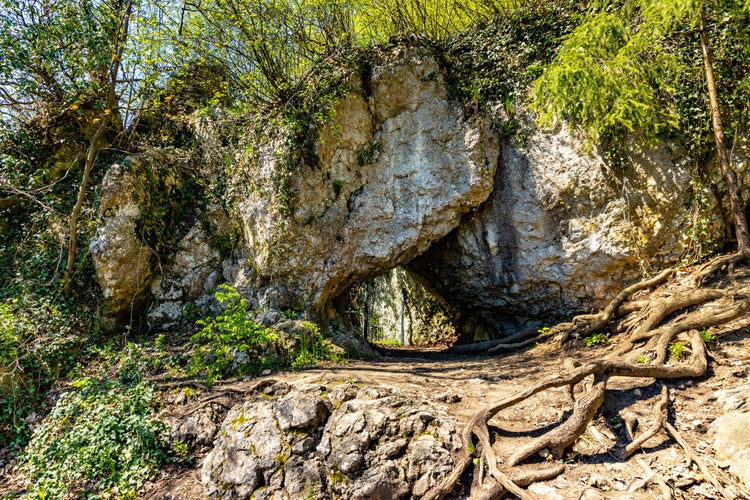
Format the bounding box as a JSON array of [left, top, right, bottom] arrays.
[[665, 421, 732, 499], [696, 250, 746, 284], [450, 328, 539, 354], [552, 268, 675, 345], [426, 258, 750, 500], [630, 458, 672, 499], [622, 385, 668, 459]]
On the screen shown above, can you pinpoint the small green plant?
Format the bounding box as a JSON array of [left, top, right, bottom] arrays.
[[22, 379, 170, 499], [668, 341, 686, 360], [700, 327, 716, 343], [189, 285, 281, 382], [290, 321, 341, 370], [637, 355, 649, 364], [331, 178, 346, 199], [585, 333, 607, 347]]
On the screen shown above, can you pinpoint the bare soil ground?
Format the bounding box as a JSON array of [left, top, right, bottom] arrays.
[[4, 263, 750, 499], [146, 312, 750, 499]]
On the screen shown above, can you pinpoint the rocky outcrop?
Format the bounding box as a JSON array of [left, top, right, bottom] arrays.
[[410, 120, 698, 335], [92, 41, 748, 334], [90, 160, 156, 320], [710, 383, 750, 488], [147, 204, 230, 329], [235, 45, 499, 312], [200, 381, 461, 499], [360, 267, 459, 345]]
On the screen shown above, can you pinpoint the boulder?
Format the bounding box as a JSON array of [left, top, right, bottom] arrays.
[[710, 383, 750, 489], [201, 383, 461, 499], [90, 160, 156, 320]]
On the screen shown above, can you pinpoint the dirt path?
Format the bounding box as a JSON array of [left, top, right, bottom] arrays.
[[150, 316, 750, 499]]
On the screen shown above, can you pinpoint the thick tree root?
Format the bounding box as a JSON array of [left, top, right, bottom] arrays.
[[696, 250, 746, 284], [552, 268, 674, 344], [622, 385, 668, 459], [450, 328, 539, 354], [427, 258, 750, 499]]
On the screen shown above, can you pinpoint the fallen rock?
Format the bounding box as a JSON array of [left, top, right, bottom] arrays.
[[201, 383, 461, 499]]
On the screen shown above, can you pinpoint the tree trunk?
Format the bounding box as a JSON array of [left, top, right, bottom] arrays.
[[699, 1, 750, 257], [63, 0, 132, 295]]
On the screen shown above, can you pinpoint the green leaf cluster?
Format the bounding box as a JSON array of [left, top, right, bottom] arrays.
[[531, 3, 688, 146], [22, 379, 170, 499], [189, 286, 343, 381], [531, 0, 750, 153], [189, 284, 282, 382]]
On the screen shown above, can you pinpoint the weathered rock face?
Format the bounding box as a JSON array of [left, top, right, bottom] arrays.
[[710, 382, 750, 489], [201, 381, 461, 499], [360, 266, 458, 346], [236, 45, 499, 312], [147, 204, 230, 330], [411, 121, 696, 334], [90, 160, 156, 320], [92, 41, 750, 334]]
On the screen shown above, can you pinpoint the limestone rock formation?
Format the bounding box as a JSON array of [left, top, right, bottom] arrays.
[[359, 266, 459, 346], [90, 160, 156, 321], [710, 382, 750, 488], [91, 42, 748, 335], [201, 381, 461, 499], [235, 45, 499, 312], [411, 120, 697, 334], [147, 204, 230, 330]]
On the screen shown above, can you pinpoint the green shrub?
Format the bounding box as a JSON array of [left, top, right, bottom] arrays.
[[290, 320, 342, 370], [189, 284, 281, 382], [585, 333, 607, 347], [22, 379, 169, 499], [0, 299, 82, 449], [668, 341, 686, 360]]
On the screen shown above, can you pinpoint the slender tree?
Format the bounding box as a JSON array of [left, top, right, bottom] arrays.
[[62, 0, 134, 294], [698, 0, 750, 255]]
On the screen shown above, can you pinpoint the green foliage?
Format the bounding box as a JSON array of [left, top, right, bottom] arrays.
[[441, 2, 581, 113], [532, 0, 750, 158], [290, 320, 332, 370], [668, 340, 686, 359], [700, 327, 716, 343], [683, 177, 721, 262], [637, 355, 650, 364], [189, 285, 281, 382], [373, 338, 402, 347], [585, 333, 608, 347], [189, 286, 343, 381], [531, 4, 684, 146], [22, 379, 170, 499], [0, 0, 126, 124], [0, 296, 88, 450]]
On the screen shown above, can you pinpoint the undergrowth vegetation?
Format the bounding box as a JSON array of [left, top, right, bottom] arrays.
[[22, 379, 169, 499], [189, 285, 343, 383], [0, 0, 749, 496]]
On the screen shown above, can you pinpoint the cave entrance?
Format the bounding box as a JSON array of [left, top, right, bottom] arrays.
[[344, 266, 462, 348]]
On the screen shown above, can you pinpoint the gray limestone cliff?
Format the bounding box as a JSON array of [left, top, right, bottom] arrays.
[[90, 42, 748, 338]]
